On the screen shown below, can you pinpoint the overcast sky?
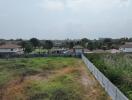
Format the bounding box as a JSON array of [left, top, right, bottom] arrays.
[[0, 0, 132, 39]]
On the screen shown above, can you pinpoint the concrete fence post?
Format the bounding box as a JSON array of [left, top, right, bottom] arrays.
[[115, 88, 117, 100], [102, 74, 104, 87], [107, 80, 109, 92], [97, 70, 98, 80]]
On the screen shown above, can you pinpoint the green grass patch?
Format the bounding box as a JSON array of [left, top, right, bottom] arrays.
[[25, 72, 82, 100], [0, 57, 109, 100], [32, 48, 48, 54], [0, 57, 84, 100]]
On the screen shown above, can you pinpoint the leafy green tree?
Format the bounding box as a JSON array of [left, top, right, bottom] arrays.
[[20, 41, 27, 49], [103, 38, 112, 43], [20, 41, 33, 53], [103, 38, 112, 49], [24, 42, 33, 53], [81, 38, 89, 48], [69, 42, 74, 49], [44, 40, 53, 49], [87, 42, 94, 51], [30, 38, 40, 48], [98, 42, 103, 49]]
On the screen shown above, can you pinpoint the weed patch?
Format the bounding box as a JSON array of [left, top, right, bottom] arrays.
[[86, 53, 132, 99], [0, 57, 110, 100]]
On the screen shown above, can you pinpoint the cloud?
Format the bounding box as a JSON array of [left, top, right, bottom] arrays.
[[119, 0, 130, 7], [66, 0, 129, 12], [38, 0, 130, 12], [39, 0, 65, 11], [68, 0, 131, 12]]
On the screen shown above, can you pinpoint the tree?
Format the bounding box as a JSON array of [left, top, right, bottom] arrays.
[[103, 38, 112, 49], [81, 38, 89, 42], [44, 40, 53, 50], [24, 42, 33, 53], [87, 42, 94, 51], [30, 38, 40, 48], [81, 38, 89, 48], [20, 41, 27, 49], [97, 42, 103, 49], [20, 41, 33, 53], [69, 42, 74, 49]]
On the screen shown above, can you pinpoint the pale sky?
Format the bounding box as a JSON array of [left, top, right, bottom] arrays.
[[0, 0, 132, 39]]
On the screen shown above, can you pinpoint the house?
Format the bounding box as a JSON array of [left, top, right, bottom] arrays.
[[119, 42, 132, 53], [84, 49, 92, 54], [0, 44, 23, 56], [73, 45, 84, 55], [63, 49, 73, 55], [50, 47, 67, 54], [110, 49, 120, 53]]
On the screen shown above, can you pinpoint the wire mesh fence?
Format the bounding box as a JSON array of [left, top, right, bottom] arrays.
[[82, 54, 129, 100]]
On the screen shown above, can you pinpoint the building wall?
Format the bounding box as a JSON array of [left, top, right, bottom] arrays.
[[0, 48, 23, 54], [74, 49, 83, 55], [120, 48, 132, 52]]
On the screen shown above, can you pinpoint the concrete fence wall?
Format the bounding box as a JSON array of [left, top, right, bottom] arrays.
[[82, 54, 129, 100]]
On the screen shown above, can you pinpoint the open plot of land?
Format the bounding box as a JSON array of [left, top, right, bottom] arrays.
[[86, 53, 132, 100], [32, 49, 48, 54], [0, 57, 110, 100]]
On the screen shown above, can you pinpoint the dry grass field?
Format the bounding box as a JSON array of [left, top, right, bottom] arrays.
[[0, 57, 110, 100]]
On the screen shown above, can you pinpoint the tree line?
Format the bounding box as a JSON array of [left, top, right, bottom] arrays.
[[0, 37, 132, 53], [20, 38, 53, 53]]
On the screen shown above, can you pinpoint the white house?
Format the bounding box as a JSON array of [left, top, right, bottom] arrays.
[[0, 44, 23, 55], [119, 42, 132, 53]]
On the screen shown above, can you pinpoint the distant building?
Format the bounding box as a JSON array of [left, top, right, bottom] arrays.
[[0, 44, 23, 56], [119, 42, 132, 53], [73, 45, 84, 55], [50, 47, 67, 54]]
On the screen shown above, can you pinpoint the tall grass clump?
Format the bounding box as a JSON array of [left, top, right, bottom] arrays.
[[86, 53, 132, 99]]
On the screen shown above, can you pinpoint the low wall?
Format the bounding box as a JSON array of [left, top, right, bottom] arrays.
[[82, 54, 129, 100]]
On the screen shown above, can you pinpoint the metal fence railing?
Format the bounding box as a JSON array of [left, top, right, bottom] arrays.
[[82, 54, 129, 100]]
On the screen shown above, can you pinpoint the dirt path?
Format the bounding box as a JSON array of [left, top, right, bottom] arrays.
[[77, 60, 111, 100]]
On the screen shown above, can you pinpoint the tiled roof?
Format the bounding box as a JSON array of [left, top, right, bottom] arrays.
[[0, 44, 21, 49], [121, 43, 132, 48]]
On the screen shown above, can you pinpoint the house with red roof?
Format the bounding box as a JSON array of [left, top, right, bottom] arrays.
[[0, 44, 23, 55]]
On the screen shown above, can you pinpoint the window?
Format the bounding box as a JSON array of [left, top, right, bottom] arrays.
[[11, 49, 13, 51]]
